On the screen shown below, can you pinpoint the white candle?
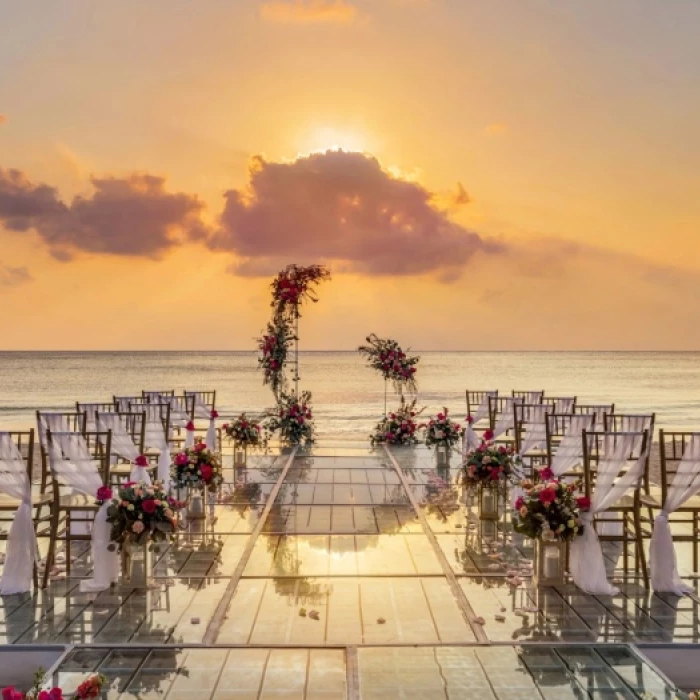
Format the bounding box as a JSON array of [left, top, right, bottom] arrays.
[[543, 547, 560, 580]]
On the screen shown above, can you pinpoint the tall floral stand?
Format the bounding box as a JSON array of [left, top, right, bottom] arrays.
[[121, 538, 153, 589], [533, 539, 567, 588]]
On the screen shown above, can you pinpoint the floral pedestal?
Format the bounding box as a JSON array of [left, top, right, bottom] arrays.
[[533, 539, 566, 587], [478, 483, 500, 521], [121, 539, 152, 589]]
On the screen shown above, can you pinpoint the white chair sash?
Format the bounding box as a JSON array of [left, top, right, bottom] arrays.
[[493, 397, 523, 439], [570, 433, 645, 595], [97, 414, 150, 483], [0, 433, 37, 594], [519, 405, 548, 455], [37, 413, 73, 448], [168, 396, 190, 427], [620, 415, 652, 433], [80, 404, 104, 432], [185, 423, 195, 449], [524, 391, 543, 404], [471, 392, 496, 424], [48, 433, 119, 592], [554, 398, 576, 414], [141, 405, 170, 489], [650, 434, 700, 594], [206, 418, 218, 453], [551, 415, 596, 476], [189, 392, 212, 420]]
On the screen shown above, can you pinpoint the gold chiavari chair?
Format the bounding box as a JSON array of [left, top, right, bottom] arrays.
[[132, 401, 172, 454], [542, 396, 577, 414], [488, 395, 523, 444], [575, 404, 614, 431], [96, 410, 151, 484], [113, 395, 146, 412], [581, 429, 650, 587], [605, 413, 656, 498], [465, 390, 497, 443], [185, 390, 217, 418], [0, 430, 50, 587], [512, 390, 544, 404], [142, 390, 176, 402], [42, 429, 112, 587], [513, 403, 550, 476], [76, 401, 116, 431]]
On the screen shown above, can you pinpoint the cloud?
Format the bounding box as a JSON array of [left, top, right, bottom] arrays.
[[0, 264, 32, 288], [484, 123, 508, 136], [0, 168, 210, 259], [0, 115, 7, 126], [207, 150, 501, 278], [260, 0, 357, 23]]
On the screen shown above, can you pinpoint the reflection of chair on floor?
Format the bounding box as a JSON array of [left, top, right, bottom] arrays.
[[42, 429, 112, 587]]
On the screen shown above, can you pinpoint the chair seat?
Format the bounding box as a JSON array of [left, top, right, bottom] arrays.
[[110, 463, 157, 477], [58, 493, 100, 509], [0, 492, 52, 509]]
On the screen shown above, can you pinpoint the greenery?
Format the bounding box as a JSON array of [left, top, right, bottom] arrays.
[[266, 391, 315, 445], [172, 444, 224, 493]]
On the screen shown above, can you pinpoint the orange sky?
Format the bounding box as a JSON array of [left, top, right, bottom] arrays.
[[1, 0, 700, 350]]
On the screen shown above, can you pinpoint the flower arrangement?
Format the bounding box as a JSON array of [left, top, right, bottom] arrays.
[[423, 408, 463, 448], [266, 391, 315, 445], [106, 481, 178, 550], [370, 397, 423, 446], [256, 317, 294, 397], [357, 334, 419, 394], [271, 264, 331, 319], [512, 468, 589, 542], [172, 443, 224, 493], [463, 432, 515, 486], [223, 413, 267, 449], [2, 671, 106, 700]]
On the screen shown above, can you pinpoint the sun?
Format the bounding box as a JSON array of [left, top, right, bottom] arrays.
[[298, 126, 370, 155]]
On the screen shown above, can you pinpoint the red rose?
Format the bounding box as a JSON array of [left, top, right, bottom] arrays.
[[135, 454, 149, 467], [38, 689, 63, 700], [96, 486, 112, 501], [466, 415, 474, 424], [210, 409, 219, 419], [142, 499, 157, 514], [200, 464, 213, 482], [514, 496, 524, 510], [186, 421, 195, 431], [483, 430, 494, 441], [576, 496, 591, 510], [539, 488, 556, 505], [194, 442, 205, 452]]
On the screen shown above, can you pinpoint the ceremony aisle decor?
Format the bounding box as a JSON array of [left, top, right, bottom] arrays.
[[256, 317, 294, 399], [370, 397, 422, 446], [172, 443, 223, 519], [2, 669, 106, 699], [423, 407, 463, 466], [266, 391, 315, 447], [106, 480, 178, 588], [512, 468, 589, 586], [463, 431, 515, 520], [358, 334, 420, 414], [223, 413, 267, 466]]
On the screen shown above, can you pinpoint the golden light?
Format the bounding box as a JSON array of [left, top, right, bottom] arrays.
[[297, 125, 372, 155]]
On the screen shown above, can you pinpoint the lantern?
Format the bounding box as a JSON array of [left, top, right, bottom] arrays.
[[478, 483, 500, 521], [534, 539, 566, 587]]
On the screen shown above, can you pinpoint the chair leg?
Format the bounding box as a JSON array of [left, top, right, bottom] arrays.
[[66, 512, 71, 578], [633, 507, 649, 588], [694, 513, 699, 575]]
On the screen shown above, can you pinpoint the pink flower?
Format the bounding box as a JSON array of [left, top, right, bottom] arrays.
[[514, 497, 524, 510], [38, 689, 63, 700], [135, 454, 149, 467], [2, 687, 24, 700], [132, 521, 145, 534], [466, 415, 474, 424], [175, 453, 189, 466], [483, 430, 494, 441], [222, 423, 230, 430], [576, 496, 591, 510], [200, 464, 213, 482], [539, 487, 557, 505], [194, 442, 205, 452], [96, 486, 112, 501], [538, 467, 554, 481], [490, 470, 500, 480], [186, 421, 195, 431], [142, 499, 157, 514]]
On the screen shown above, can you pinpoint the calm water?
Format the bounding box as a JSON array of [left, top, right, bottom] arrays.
[[0, 351, 699, 439]]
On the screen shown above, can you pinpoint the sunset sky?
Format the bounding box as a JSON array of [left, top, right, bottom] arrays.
[[1, 0, 699, 350]]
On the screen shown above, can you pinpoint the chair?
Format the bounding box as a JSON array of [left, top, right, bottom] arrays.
[[514, 403, 550, 456], [143, 390, 175, 401], [42, 429, 112, 587], [114, 395, 146, 412], [466, 390, 497, 423], [605, 413, 656, 496], [488, 395, 523, 442], [542, 396, 577, 414], [575, 403, 614, 430], [185, 390, 217, 419], [97, 410, 150, 484], [76, 402, 116, 431], [0, 430, 49, 589], [581, 429, 650, 587], [512, 390, 544, 404], [545, 412, 596, 478]]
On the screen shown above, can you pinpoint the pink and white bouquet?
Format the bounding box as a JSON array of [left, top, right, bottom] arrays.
[[223, 413, 267, 449], [370, 397, 423, 446], [266, 391, 315, 445], [463, 432, 515, 486], [512, 468, 589, 542], [358, 334, 419, 394], [106, 480, 179, 550], [423, 408, 463, 448], [172, 443, 224, 492]]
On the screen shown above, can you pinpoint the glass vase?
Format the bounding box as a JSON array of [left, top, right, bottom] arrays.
[[478, 483, 499, 521], [121, 538, 152, 589], [187, 486, 207, 520], [534, 539, 566, 587], [234, 446, 247, 467], [436, 443, 450, 467]]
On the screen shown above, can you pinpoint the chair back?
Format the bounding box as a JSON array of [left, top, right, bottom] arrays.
[[76, 402, 116, 431], [0, 430, 35, 488], [512, 390, 544, 404], [658, 430, 700, 509], [133, 402, 171, 446], [581, 429, 649, 499], [513, 403, 550, 454], [46, 429, 112, 488], [98, 410, 146, 456], [545, 413, 595, 474], [575, 404, 613, 430], [185, 390, 217, 419], [542, 396, 577, 414], [465, 390, 497, 423], [36, 411, 86, 449], [143, 390, 175, 401], [114, 395, 146, 412], [604, 413, 655, 435]]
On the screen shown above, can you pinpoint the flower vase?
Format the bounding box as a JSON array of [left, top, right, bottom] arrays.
[[436, 444, 450, 467], [234, 446, 247, 468], [187, 487, 206, 520], [534, 539, 566, 587], [121, 538, 152, 589], [478, 483, 499, 521]]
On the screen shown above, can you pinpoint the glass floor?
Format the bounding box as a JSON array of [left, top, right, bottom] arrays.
[[0, 444, 699, 695]]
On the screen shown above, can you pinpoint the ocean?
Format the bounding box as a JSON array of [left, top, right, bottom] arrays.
[[1, 351, 699, 440]]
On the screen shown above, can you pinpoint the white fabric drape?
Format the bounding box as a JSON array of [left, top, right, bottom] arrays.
[[493, 397, 523, 439], [570, 433, 645, 595], [97, 413, 150, 483], [587, 406, 611, 431], [37, 413, 73, 448], [114, 397, 136, 413], [48, 433, 119, 592], [168, 396, 190, 427], [206, 418, 218, 453], [80, 404, 103, 432], [0, 433, 37, 594], [519, 405, 548, 455], [142, 406, 170, 489], [523, 391, 543, 404], [551, 415, 596, 476], [471, 392, 496, 423], [464, 391, 497, 451], [650, 434, 700, 594], [188, 392, 212, 420], [554, 398, 576, 414], [185, 422, 195, 449], [620, 415, 653, 432]]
